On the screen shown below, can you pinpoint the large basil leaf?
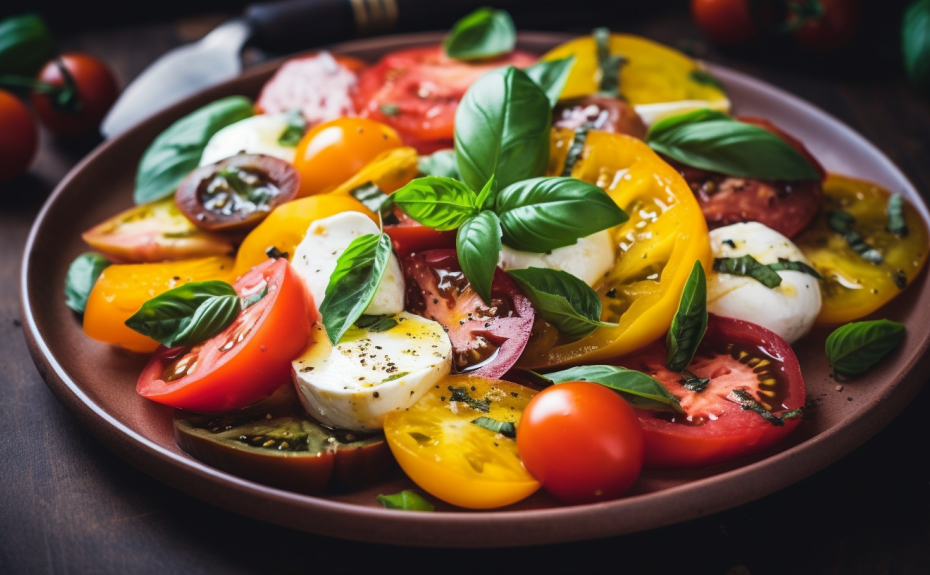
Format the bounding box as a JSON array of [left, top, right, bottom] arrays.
[[457, 210, 502, 305], [825, 319, 906, 376], [0, 13, 54, 76], [903, 0, 930, 91], [377, 490, 434, 511], [391, 176, 480, 231], [544, 365, 683, 413], [524, 56, 576, 108], [665, 260, 708, 372], [454, 67, 551, 201], [507, 268, 614, 339], [64, 253, 111, 314], [495, 177, 628, 252], [646, 109, 821, 181], [124, 280, 240, 347], [418, 149, 460, 180], [134, 96, 254, 204], [320, 233, 393, 345], [443, 7, 516, 61]]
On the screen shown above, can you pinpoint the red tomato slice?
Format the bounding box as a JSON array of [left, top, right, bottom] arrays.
[[401, 249, 534, 379], [616, 314, 805, 468], [384, 209, 456, 256], [137, 258, 315, 412], [256, 52, 368, 127], [353, 46, 537, 150], [669, 116, 826, 238]]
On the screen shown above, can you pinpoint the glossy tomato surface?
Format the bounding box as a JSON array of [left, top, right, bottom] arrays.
[[384, 209, 456, 256], [0, 89, 38, 183], [690, 0, 757, 45], [31, 53, 118, 136], [353, 46, 536, 150], [617, 314, 806, 468], [401, 249, 534, 379], [137, 258, 314, 411], [517, 382, 645, 504], [793, 0, 859, 50]]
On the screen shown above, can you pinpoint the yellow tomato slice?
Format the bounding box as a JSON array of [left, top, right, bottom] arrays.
[[327, 146, 420, 197], [794, 174, 929, 325], [520, 129, 712, 369], [82, 198, 239, 263], [383, 375, 540, 509], [84, 256, 235, 352], [232, 194, 375, 278]]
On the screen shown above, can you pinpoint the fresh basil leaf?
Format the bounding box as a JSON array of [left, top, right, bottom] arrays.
[[594, 27, 625, 97], [561, 123, 591, 177], [448, 385, 491, 412], [689, 69, 726, 93], [418, 149, 460, 180], [239, 284, 268, 311], [495, 176, 628, 252], [471, 416, 517, 438], [124, 280, 239, 347], [377, 490, 434, 511], [349, 182, 398, 225], [277, 109, 306, 147], [64, 253, 111, 314], [507, 268, 615, 339], [134, 96, 255, 204], [728, 389, 802, 426], [320, 233, 393, 345], [455, 66, 551, 201], [475, 175, 495, 209], [354, 315, 399, 332], [681, 369, 709, 392], [903, 0, 930, 91], [391, 176, 480, 231], [666, 260, 708, 372], [524, 56, 576, 108], [646, 109, 820, 181], [443, 7, 516, 61], [887, 194, 909, 237], [825, 319, 906, 376], [545, 365, 683, 413], [713, 255, 783, 288], [828, 210, 883, 264], [457, 210, 502, 305], [0, 13, 54, 76], [768, 258, 824, 280]]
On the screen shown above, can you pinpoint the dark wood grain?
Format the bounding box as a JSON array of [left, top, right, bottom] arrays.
[[1, 8, 929, 574]]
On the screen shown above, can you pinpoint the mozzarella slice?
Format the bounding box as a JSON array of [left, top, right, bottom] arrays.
[[633, 98, 731, 127], [707, 222, 822, 344], [199, 114, 297, 166], [498, 230, 615, 287], [292, 312, 453, 430], [291, 211, 404, 315]]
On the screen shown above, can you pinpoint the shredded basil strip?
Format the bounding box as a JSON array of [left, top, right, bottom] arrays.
[[886, 194, 909, 237], [354, 315, 399, 332], [448, 386, 490, 412], [768, 258, 824, 280], [689, 69, 726, 93], [561, 123, 592, 177], [825, 319, 906, 376], [666, 260, 708, 372], [349, 182, 398, 225], [713, 255, 783, 288], [728, 389, 802, 427], [265, 246, 288, 259], [681, 369, 709, 392], [377, 490, 434, 511], [64, 253, 111, 314], [277, 109, 306, 147], [593, 27, 625, 97], [828, 210, 883, 264], [471, 416, 517, 438]]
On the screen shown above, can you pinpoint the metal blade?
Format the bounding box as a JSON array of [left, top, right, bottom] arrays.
[[100, 19, 251, 139]]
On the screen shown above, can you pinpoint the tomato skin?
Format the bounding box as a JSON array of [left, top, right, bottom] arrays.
[[31, 53, 118, 136], [136, 258, 314, 411], [384, 210, 456, 256], [517, 382, 644, 504], [793, 0, 859, 50], [691, 0, 757, 45], [0, 89, 38, 183]]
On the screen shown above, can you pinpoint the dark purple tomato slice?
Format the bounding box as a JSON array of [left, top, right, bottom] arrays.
[[552, 95, 647, 139]]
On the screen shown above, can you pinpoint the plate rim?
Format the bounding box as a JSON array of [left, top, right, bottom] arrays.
[[19, 30, 930, 547]]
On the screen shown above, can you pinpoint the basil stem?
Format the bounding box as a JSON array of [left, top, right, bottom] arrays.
[[507, 268, 616, 339], [544, 365, 683, 413], [825, 319, 906, 376], [64, 253, 111, 314], [828, 210, 883, 264], [665, 260, 708, 372], [713, 255, 783, 288]]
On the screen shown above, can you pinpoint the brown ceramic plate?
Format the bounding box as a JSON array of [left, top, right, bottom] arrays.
[[20, 32, 930, 547]]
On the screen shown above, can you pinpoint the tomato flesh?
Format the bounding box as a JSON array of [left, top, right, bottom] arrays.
[[384, 209, 456, 256]]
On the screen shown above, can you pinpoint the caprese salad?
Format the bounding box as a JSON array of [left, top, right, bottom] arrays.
[[64, 8, 928, 510]]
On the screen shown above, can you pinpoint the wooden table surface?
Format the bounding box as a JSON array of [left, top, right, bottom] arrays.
[[2, 7, 929, 574]]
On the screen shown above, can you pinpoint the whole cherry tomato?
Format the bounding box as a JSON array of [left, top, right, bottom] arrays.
[[0, 89, 38, 183], [517, 382, 645, 504], [691, 0, 758, 45], [31, 53, 118, 136], [792, 0, 859, 50]]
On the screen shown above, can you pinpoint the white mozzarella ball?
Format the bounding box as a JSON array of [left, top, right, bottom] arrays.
[[199, 114, 297, 166], [497, 230, 615, 287]]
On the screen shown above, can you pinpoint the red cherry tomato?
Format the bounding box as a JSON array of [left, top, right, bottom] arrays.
[[384, 209, 456, 256], [792, 0, 859, 50], [691, 0, 757, 45], [616, 314, 806, 468], [517, 382, 645, 504], [31, 53, 118, 136], [0, 89, 38, 183], [136, 258, 315, 412], [400, 249, 534, 378], [353, 46, 537, 151]]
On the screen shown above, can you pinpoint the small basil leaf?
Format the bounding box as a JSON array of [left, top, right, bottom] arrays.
[[475, 175, 495, 209], [377, 490, 434, 511], [134, 96, 254, 204], [239, 284, 268, 310], [689, 69, 726, 93], [455, 66, 551, 200], [277, 109, 306, 147], [713, 255, 783, 288], [417, 149, 460, 180], [728, 389, 801, 426], [825, 319, 906, 376], [0, 13, 54, 76], [524, 56, 576, 108], [320, 233, 393, 345], [886, 194, 909, 237], [828, 210, 883, 264], [391, 176, 480, 231], [665, 260, 708, 372], [768, 258, 824, 280], [507, 268, 614, 339], [457, 211, 502, 305], [443, 7, 516, 61], [471, 416, 517, 438], [124, 280, 239, 347], [545, 365, 683, 413], [64, 253, 111, 314], [495, 176, 628, 252], [594, 27, 625, 97], [561, 123, 591, 177], [349, 182, 398, 225], [903, 0, 930, 91], [354, 315, 399, 332], [448, 385, 491, 412], [646, 109, 820, 181]]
